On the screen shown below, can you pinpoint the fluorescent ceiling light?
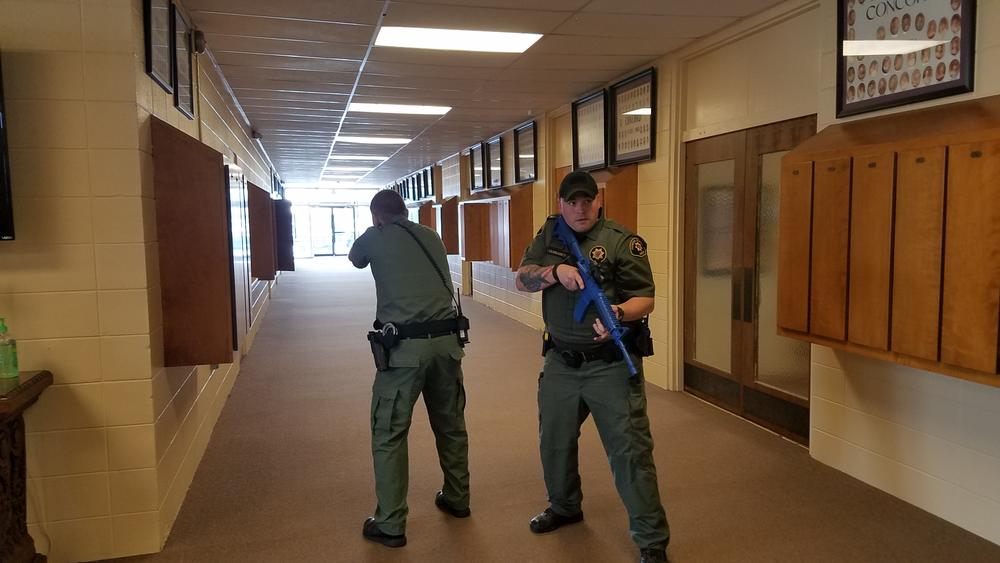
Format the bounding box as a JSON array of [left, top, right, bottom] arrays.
[[842, 40, 947, 56], [336, 136, 411, 144], [328, 155, 389, 161], [349, 102, 451, 115], [624, 107, 652, 116], [376, 26, 542, 54], [322, 176, 362, 181], [324, 166, 375, 172]]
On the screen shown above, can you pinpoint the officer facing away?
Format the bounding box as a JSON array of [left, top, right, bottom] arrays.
[[349, 189, 471, 548], [515, 170, 670, 563]]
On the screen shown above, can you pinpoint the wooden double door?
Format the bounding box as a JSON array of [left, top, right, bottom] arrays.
[[683, 116, 816, 443]]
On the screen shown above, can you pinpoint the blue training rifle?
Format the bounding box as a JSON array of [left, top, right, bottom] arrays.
[[552, 216, 639, 376]]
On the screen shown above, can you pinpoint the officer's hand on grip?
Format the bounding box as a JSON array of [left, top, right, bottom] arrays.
[[592, 317, 611, 343], [554, 263, 585, 291]]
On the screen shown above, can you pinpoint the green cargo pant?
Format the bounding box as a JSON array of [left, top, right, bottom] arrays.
[[538, 350, 670, 550], [370, 335, 470, 535]]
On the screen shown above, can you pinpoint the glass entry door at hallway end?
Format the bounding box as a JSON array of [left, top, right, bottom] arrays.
[[683, 116, 816, 444]]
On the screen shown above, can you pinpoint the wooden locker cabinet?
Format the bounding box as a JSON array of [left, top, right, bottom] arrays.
[[848, 152, 895, 351], [892, 147, 946, 362], [777, 95, 1000, 387], [940, 139, 1000, 374], [810, 157, 851, 342]]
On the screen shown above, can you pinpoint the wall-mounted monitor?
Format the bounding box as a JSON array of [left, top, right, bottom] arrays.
[[0, 55, 14, 241]]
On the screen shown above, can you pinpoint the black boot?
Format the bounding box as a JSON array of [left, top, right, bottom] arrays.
[[362, 517, 406, 548], [639, 548, 667, 563], [528, 508, 584, 534], [434, 490, 471, 518]]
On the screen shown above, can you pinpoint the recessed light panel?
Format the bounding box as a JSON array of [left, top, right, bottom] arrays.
[[376, 26, 542, 53]]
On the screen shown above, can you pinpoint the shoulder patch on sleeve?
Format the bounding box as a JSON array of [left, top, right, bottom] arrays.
[[628, 236, 647, 257]]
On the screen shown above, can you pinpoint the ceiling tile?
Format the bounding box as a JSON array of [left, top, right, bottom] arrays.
[[530, 34, 691, 56], [194, 12, 374, 43], [215, 52, 361, 74], [185, 0, 384, 24], [382, 4, 570, 33], [208, 34, 369, 60], [364, 61, 501, 80], [368, 46, 519, 68], [226, 78, 355, 95], [553, 13, 737, 38], [582, 0, 783, 17], [510, 52, 655, 71]]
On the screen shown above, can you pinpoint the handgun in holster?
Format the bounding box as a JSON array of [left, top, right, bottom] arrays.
[[367, 321, 399, 371]]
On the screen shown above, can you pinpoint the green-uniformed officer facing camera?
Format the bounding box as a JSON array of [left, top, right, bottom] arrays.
[[516, 170, 670, 563], [349, 189, 471, 549]]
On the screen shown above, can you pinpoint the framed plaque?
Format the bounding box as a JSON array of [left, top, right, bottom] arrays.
[[571, 90, 607, 172], [514, 121, 537, 184], [144, 0, 173, 94], [469, 143, 486, 192], [609, 68, 656, 165], [172, 3, 194, 119], [486, 135, 503, 189], [837, 0, 975, 117]]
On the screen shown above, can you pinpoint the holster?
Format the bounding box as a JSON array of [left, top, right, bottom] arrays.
[[367, 321, 401, 371], [631, 317, 655, 357], [367, 331, 390, 371]]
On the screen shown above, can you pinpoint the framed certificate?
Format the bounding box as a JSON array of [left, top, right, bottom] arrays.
[[571, 90, 607, 172], [144, 0, 173, 94], [486, 135, 503, 189], [469, 143, 486, 192], [609, 68, 655, 165], [514, 121, 537, 184], [172, 3, 194, 119], [837, 0, 975, 117]]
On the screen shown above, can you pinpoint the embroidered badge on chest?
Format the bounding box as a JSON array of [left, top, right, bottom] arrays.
[[629, 237, 647, 257], [589, 245, 608, 263]]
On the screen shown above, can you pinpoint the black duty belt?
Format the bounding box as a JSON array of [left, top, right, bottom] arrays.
[[548, 336, 622, 367], [376, 318, 462, 340]]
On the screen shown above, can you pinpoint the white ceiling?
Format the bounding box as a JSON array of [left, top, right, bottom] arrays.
[[183, 0, 782, 187]]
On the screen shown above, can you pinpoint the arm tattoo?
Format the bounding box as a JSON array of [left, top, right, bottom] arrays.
[[517, 264, 555, 292]]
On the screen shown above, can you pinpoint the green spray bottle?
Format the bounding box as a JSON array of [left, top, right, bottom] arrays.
[[0, 317, 19, 379]]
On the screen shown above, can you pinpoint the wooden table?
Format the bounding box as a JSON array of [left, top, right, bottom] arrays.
[[0, 371, 52, 563]]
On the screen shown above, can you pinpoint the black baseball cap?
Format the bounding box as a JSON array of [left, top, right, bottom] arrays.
[[559, 170, 598, 200]]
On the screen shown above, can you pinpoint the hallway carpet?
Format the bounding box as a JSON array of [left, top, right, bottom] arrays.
[[112, 257, 1000, 563]]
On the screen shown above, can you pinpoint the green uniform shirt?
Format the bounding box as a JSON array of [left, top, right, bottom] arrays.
[[349, 216, 456, 325], [520, 216, 654, 346]]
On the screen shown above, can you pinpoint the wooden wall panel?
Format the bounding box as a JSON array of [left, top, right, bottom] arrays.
[[776, 161, 813, 332], [941, 140, 1000, 374], [437, 196, 459, 254], [151, 117, 234, 366], [247, 182, 276, 281], [274, 199, 295, 271], [601, 164, 638, 232], [552, 165, 571, 210], [460, 202, 491, 261], [489, 200, 510, 268], [810, 157, 852, 341], [848, 152, 895, 350], [892, 147, 946, 361], [509, 186, 534, 270], [418, 200, 436, 230]]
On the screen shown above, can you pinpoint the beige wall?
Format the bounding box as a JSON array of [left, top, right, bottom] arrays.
[[0, 0, 273, 560], [665, 0, 1000, 546]]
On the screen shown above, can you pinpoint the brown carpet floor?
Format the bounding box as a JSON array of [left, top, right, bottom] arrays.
[[111, 257, 1000, 563]]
